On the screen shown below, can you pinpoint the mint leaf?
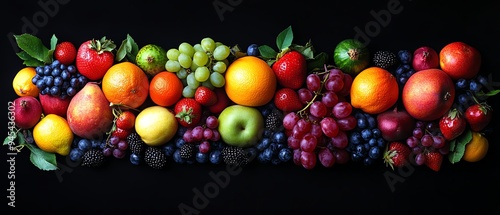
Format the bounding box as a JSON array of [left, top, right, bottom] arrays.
[[116, 34, 138, 63], [24, 143, 58, 171], [14, 34, 51, 64], [448, 129, 472, 164], [276, 26, 293, 50]]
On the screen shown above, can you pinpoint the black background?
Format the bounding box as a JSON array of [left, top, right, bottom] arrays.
[[1, 0, 499, 214]]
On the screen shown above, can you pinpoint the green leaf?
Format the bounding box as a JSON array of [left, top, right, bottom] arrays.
[[258, 45, 278, 59], [476, 89, 500, 97], [50, 34, 58, 50], [276, 26, 293, 50], [448, 129, 472, 164], [307, 52, 329, 71], [14, 34, 51, 64], [116, 34, 138, 63], [24, 143, 58, 171]]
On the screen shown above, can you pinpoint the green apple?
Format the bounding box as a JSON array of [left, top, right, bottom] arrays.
[[217, 105, 264, 148]]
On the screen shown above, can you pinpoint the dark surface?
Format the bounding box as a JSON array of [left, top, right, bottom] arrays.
[[1, 0, 499, 214]]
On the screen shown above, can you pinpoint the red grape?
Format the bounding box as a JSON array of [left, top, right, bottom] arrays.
[[321, 91, 339, 108], [332, 101, 353, 119], [300, 151, 317, 169], [306, 73, 322, 92], [320, 117, 339, 138], [330, 130, 348, 149], [310, 101, 327, 118], [298, 88, 314, 104], [318, 148, 335, 167], [283, 112, 300, 130], [300, 134, 317, 152]]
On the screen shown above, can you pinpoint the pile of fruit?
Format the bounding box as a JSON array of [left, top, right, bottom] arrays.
[[6, 26, 498, 172]]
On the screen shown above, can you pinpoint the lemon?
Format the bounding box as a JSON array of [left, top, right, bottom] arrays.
[[12, 67, 40, 97], [33, 114, 74, 156], [135, 106, 178, 146]]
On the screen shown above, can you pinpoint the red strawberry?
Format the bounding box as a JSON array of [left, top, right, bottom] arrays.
[[76, 37, 116, 81], [112, 127, 131, 140], [272, 50, 307, 89], [464, 102, 493, 132], [274, 87, 303, 112], [174, 98, 202, 128], [439, 108, 467, 140], [383, 141, 411, 170], [208, 88, 232, 114], [116, 110, 136, 130], [195, 86, 217, 106], [54, 41, 77, 65], [424, 151, 443, 172]]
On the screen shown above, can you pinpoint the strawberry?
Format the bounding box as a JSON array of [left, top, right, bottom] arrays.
[[272, 50, 307, 89], [439, 108, 467, 140], [174, 98, 202, 128], [464, 102, 493, 132], [383, 141, 411, 170], [424, 151, 443, 172], [274, 87, 303, 112], [54, 41, 77, 65], [195, 86, 217, 106], [112, 127, 131, 140], [76, 37, 116, 81], [208, 88, 232, 114], [115, 110, 136, 130]]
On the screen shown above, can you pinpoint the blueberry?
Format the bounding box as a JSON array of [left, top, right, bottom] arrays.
[[70, 77, 80, 87], [246, 44, 259, 56], [61, 70, 70, 80], [49, 86, 61, 96], [458, 93, 472, 106], [355, 144, 366, 155], [368, 146, 381, 159], [377, 138, 386, 148], [262, 148, 274, 161], [67, 65, 77, 74], [398, 76, 408, 85], [363, 157, 375, 166], [456, 78, 468, 89], [366, 116, 377, 128], [69, 148, 84, 161], [278, 147, 292, 162], [469, 79, 482, 93], [357, 118, 368, 129], [361, 128, 373, 141], [41, 87, 50, 95], [36, 79, 46, 89], [350, 132, 362, 145], [54, 76, 63, 86], [129, 153, 141, 165], [173, 149, 186, 164], [43, 65, 51, 75], [371, 128, 381, 138], [273, 131, 286, 145], [256, 138, 271, 151], [195, 152, 209, 163], [271, 158, 281, 165], [163, 143, 176, 157], [77, 139, 92, 152], [44, 76, 54, 86], [368, 138, 377, 146], [263, 129, 273, 138], [477, 74, 490, 88], [351, 153, 362, 162], [175, 137, 186, 148], [36, 66, 44, 75], [51, 68, 61, 76], [398, 50, 412, 64], [395, 65, 407, 76], [51, 60, 61, 68], [209, 150, 222, 164]]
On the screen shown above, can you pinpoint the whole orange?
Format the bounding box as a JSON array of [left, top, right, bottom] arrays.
[[402, 68, 455, 121], [224, 56, 277, 107], [102, 62, 150, 109], [350, 67, 399, 114], [439, 41, 481, 80], [149, 71, 183, 107]]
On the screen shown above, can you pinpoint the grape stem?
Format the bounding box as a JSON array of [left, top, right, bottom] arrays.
[[296, 64, 331, 119]]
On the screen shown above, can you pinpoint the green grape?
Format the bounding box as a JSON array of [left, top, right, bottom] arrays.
[[165, 60, 181, 72], [194, 66, 210, 82], [179, 42, 195, 57], [212, 61, 227, 73], [215, 41, 224, 47], [190, 61, 199, 72], [201, 37, 216, 52], [213, 45, 231, 61], [167, 48, 180, 60], [210, 72, 225, 88], [201, 80, 215, 90], [182, 85, 196, 98], [180, 76, 188, 86], [177, 68, 188, 79], [193, 43, 204, 52], [193, 51, 209, 67], [178, 53, 192, 69], [186, 73, 200, 89]]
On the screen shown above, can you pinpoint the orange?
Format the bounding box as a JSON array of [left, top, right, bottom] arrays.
[[13, 67, 39, 97], [102, 62, 150, 109], [462, 131, 489, 162], [149, 71, 183, 107], [350, 66, 399, 114], [224, 56, 276, 107]]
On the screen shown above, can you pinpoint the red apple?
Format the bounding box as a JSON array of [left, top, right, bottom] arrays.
[[39, 93, 71, 118], [439, 41, 481, 80], [377, 107, 416, 142], [13, 96, 43, 129]]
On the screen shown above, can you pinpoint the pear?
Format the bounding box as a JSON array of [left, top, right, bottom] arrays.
[[67, 82, 113, 140]]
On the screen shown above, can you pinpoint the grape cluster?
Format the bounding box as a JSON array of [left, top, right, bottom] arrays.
[[32, 60, 88, 99], [164, 38, 231, 98], [284, 67, 356, 169], [392, 50, 415, 87], [454, 74, 494, 113], [406, 121, 449, 166], [346, 110, 387, 166]]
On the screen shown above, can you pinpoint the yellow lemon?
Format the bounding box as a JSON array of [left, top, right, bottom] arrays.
[[33, 114, 74, 156], [135, 106, 178, 146], [12, 67, 40, 97]]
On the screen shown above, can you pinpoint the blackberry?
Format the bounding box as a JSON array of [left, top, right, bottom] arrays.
[[179, 143, 195, 159], [372, 50, 398, 69], [144, 146, 167, 169], [81, 149, 105, 167], [127, 132, 145, 155], [265, 109, 283, 132], [221, 145, 248, 166]]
